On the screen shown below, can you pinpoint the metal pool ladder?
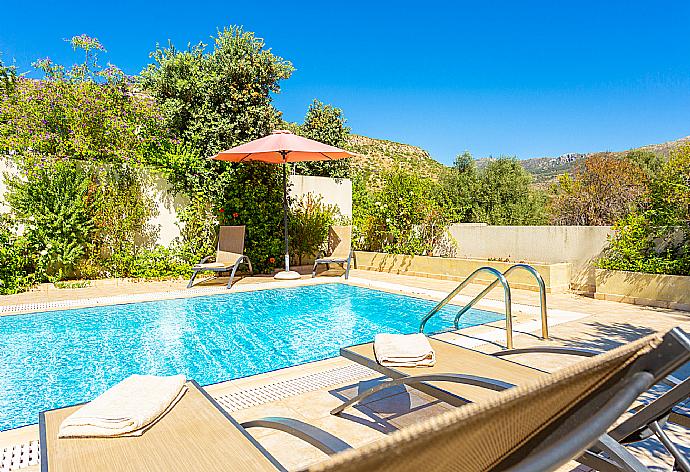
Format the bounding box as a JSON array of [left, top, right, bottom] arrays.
[[418, 264, 549, 349]]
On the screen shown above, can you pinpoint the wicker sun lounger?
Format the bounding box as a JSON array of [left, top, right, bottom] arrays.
[[335, 329, 690, 472], [187, 225, 253, 289], [312, 225, 353, 280], [40, 329, 689, 472]]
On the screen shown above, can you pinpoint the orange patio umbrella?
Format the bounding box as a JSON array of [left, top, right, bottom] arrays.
[[212, 130, 354, 280]]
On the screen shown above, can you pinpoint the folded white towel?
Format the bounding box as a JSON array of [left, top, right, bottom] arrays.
[[374, 333, 436, 367], [58, 374, 187, 438]]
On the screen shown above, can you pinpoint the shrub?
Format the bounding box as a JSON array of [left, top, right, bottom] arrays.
[[598, 145, 690, 275], [0, 35, 170, 162], [141, 28, 294, 273], [289, 193, 337, 265], [5, 158, 97, 281], [354, 170, 450, 255], [0, 215, 34, 294]]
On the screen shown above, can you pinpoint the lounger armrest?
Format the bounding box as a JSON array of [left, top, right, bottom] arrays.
[[241, 417, 352, 455], [493, 346, 601, 358], [331, 373, 514, 415], [196, 255, 214, 265]]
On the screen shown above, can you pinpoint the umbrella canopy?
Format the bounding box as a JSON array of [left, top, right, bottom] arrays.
[[212, 130, 354, 279], [213, 129, 352, 163]]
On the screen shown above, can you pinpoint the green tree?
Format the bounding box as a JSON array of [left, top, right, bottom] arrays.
[[141, 27, 295, 272], [440, 151, 481, 222], [292, 99, 351, 178], [475, 158, 547, 225], [141, 27, 293, 157]]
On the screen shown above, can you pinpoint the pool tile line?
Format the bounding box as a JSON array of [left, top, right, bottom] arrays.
[[0, 277, 339, 315]]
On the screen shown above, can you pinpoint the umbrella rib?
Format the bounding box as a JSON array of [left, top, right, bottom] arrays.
[[238, 153, 252, 162], [319, 152, 334, 160]]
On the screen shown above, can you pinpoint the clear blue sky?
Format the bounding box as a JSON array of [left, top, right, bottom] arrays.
[[2, 1, 689, 164]]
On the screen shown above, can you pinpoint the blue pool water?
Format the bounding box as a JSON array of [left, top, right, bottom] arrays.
[[0, 283, 502, 431]]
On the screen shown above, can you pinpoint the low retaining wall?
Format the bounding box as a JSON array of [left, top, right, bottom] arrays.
[[446, 224, 613, 293], [594, 269, 690, 311], [353, 251, 571, 293]]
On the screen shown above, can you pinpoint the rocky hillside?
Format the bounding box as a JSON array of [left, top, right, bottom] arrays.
[[346, 133, 689, 187], [345, 134, 447, 186]]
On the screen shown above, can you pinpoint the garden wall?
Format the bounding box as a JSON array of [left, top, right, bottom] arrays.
[[445, 224, 613, 293], [595, 269, 690, 311], [0, 157, 352, 247], [353, 251, 571, 293]]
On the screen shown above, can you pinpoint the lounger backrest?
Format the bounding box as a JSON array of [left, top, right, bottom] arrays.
[[307, 331, 689, 472], [216, 226, 246, 265], [327, 226, 352, 259]]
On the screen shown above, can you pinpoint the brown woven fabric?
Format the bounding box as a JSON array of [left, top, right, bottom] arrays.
[[325, 225, 352, 260], [307, 334, 661, 472], [213, 226, 245, 266]]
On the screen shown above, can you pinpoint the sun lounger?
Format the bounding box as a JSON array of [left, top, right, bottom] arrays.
[[312, 225, 353, 280], [493, 344, 690, 472], [334, 329, 690, 472], [40, 381, 281, 472], [39, 330, 689, 471], [187, 226, 253, 289]]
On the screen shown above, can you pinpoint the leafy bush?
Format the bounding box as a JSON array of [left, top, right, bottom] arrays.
[[0, 35, 170, 162], [5, 159, 97, 281], [354, 170, 450, 255], [598, 145, 690, 275], [0, 215, 34, 294], [289, 193, 337, 265]]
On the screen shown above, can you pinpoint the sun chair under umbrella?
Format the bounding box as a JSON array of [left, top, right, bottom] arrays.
[[213, 130, 353, 280]]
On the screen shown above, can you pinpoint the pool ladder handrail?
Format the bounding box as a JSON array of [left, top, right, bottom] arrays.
[[418, 266, 513, 347], [418, 264, 549, 349]]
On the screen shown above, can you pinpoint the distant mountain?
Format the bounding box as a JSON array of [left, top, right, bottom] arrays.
[[345, 134, 447, 186], [477, 135, 690, 185]]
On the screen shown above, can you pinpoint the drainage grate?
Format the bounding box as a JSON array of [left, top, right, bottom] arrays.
[[0, 441, 39, 472], [215, 364, 375, 412]]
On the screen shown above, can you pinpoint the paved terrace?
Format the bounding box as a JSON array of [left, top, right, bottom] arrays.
[[1, 269, 688, 471]]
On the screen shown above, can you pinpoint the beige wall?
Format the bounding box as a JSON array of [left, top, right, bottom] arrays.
[[447, 224, 614, 292], [354, 251, 572, 293], [289, 174, 352, 217], [0, 158, 352, 246]]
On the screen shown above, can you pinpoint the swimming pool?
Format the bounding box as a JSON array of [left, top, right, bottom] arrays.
[[0, 283, 502, 431]]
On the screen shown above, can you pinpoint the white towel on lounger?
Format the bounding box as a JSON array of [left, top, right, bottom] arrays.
[[374, 333, 436, 367], [58, 374, 187, 438]]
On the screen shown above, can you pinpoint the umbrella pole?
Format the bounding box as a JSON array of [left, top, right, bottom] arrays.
[[282, 161, 289, 272]]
